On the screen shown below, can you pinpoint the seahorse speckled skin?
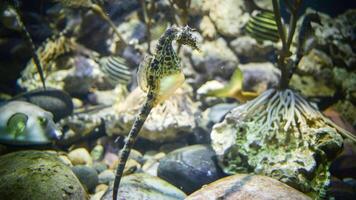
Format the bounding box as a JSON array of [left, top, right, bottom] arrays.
[[112, 26, 199, 200]]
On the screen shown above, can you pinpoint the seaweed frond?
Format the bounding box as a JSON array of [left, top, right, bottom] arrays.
[[9, 5, 46, 89]]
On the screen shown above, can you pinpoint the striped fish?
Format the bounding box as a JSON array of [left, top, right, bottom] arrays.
[[99, 56, 132, 85], [245, 10, 279, 42]]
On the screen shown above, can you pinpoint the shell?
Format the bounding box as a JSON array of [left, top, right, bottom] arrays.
[[99, 56, 132, 86], [245, 10, 279, 42]]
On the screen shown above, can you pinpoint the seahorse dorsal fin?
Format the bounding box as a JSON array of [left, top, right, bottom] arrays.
[[137, 55, 153, 93], [7, 112, 28, 138]]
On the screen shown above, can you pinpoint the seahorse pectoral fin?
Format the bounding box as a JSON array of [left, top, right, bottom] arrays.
[[157, 72, 185, 103], [137, 56, 153, 92]]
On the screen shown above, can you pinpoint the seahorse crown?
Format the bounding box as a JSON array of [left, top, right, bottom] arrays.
[[175, 26, 200, 51]]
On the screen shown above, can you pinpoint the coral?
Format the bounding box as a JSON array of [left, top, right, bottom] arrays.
[[211, 89, 346, 199]]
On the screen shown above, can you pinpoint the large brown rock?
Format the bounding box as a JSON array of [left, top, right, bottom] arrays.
[[186, 174, 311, 200], [0, 150, 88, 200]]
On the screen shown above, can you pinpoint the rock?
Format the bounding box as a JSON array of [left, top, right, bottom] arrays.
[[95, 184, 109, 193], [290, 74, 335, 97], [159, 142, 188, 153], [189, 38, 239, 81], [98, 169, 115, 184], [323, 107, 356, 134], [254, 0, 273, 10], [91, 190, 105, 200], [142, 160, 160, 177], [333, 68, 356, 104], [121, 44, 144, 67], [313, 9, 356, 69], [186, 174, 311, 200], [88, 89, 120, 106], [230, 36, 276, 63], [207, 0, 249, 37], [157, 145, 224, 194], [12, 88, 74, 122], [59, 155, 73, 167], [142, 152, 166, 176], [197, 80, 226, 108], [239, 62, 280, 93], [123, 159, 141, 176], [20, 54, 106, 96], [91, 144, 104, 161], [199, 16, 217, 40], [329, 178, 356, 200], [62, 55, 104, 94], [108, 85, 200, 142], [93, 162, 108, 174], [331, 100, 356, 127], [72, 165, 99, 192], [128, 149, 143, 163], [59, 87, 199, 143], [189, 0, 209, 15], [117, 12, 146, 43], [72, 98, 83, 109], [101, 173, 186, 200], [68, 148, 93, 166], [330, 155, 356, 179], [343, 178, 356, 190], [297, 49, 333, 76], [207, 103, 238, 124], [0, 150, 87, 199], [103, 152, 119, 169], [210, 92, 344, 198]]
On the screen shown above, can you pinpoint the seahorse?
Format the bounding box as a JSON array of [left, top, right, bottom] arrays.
[[112, 25, 199, 200]]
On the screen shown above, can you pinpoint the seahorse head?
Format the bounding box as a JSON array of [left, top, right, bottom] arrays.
[[175, 26, 200, 51]]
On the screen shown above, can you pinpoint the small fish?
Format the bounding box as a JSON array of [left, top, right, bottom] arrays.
[[0, 101, 62, 144], [245, 10, 279, 42], [206, 67, 258, 102], [99, 56, 132, 85]]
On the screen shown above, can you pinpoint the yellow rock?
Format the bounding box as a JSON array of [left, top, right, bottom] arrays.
[[186, 174, 311, 200]]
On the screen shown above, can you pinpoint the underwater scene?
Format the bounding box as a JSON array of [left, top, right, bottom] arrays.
[[0, 0, 356, 199]]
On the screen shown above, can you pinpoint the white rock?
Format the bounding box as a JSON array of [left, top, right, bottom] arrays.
[[68, 148, 93, 166], [208, 0, 249, 37]]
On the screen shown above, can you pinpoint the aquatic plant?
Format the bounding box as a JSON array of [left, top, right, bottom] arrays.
[[5, 2, 46, 89], [168, 0, 191, 26], [139, 0, 155, 55], [262, 0, 356, 158], [19, 26, 77, 89], [211, 0, 356, 199], [112, 26, 199, 200]]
